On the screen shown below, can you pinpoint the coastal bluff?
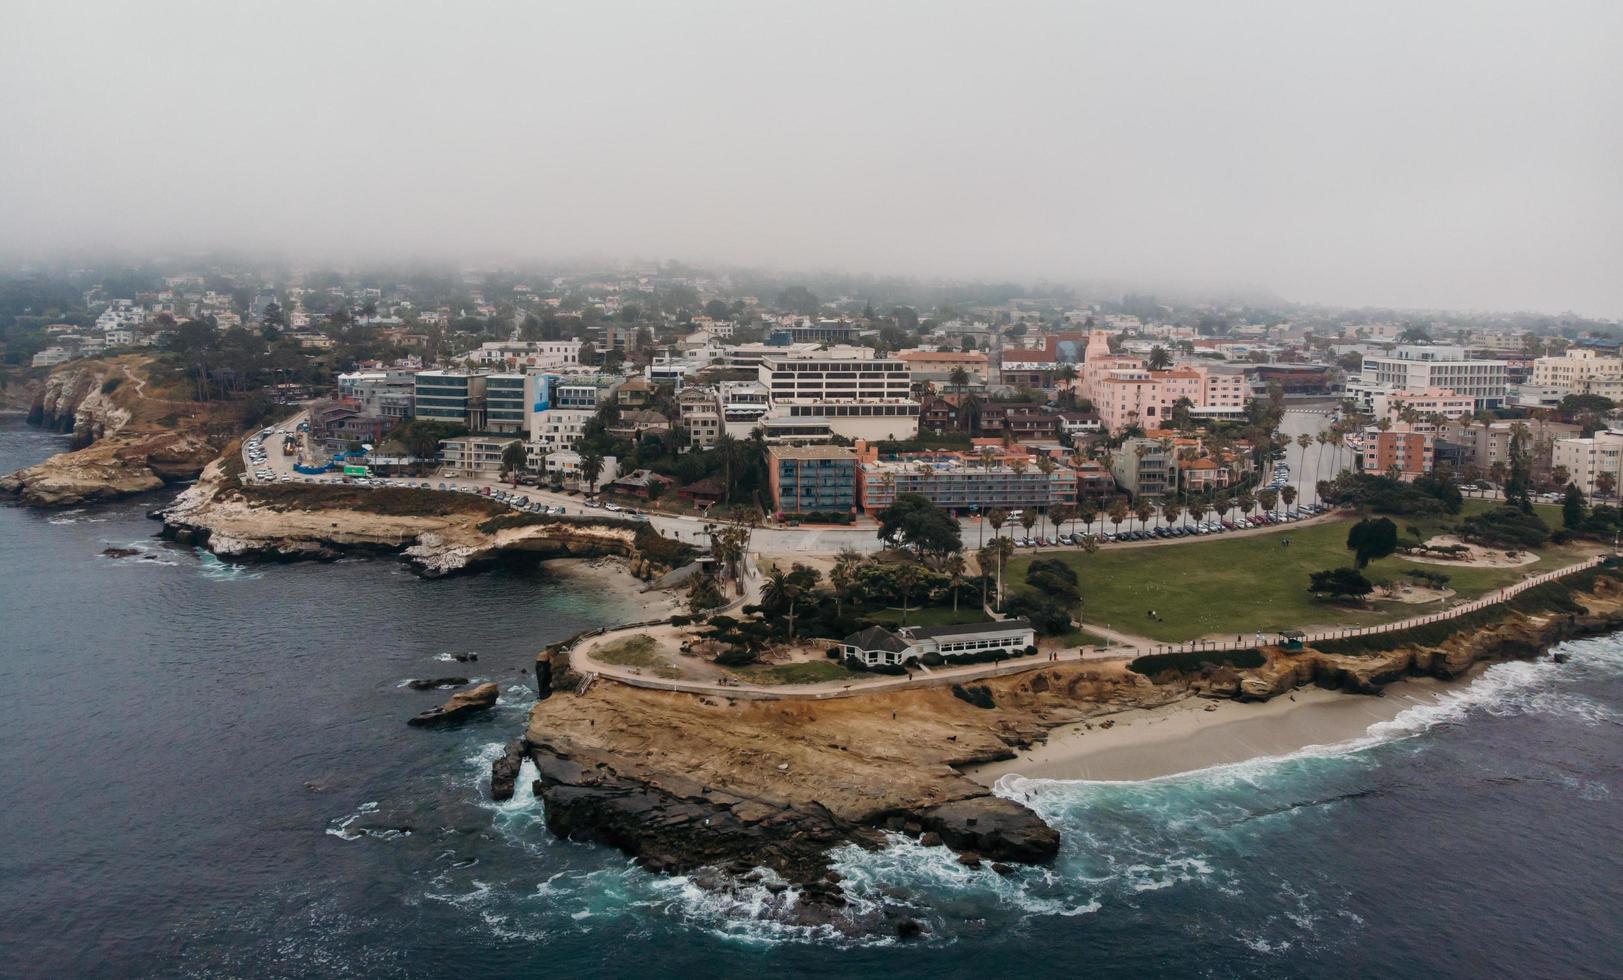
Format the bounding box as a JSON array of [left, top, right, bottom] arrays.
[[158, 453, 692, 578], [1, 356, 222, 507], [505, 570, 1623, 925]]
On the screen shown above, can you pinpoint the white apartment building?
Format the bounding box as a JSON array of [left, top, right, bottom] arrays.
[[467, 340, 582, 369], [1360, 346, 1508, 409], [542, 450, 620, 490], [527, 408, 597, 453], [1553, 431, 1623, 499], [1530, 349, 1623, 391], [758, 346, 919, 442]]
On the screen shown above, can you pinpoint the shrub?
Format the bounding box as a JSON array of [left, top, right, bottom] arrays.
[[921, 651, 944, 667], [843, 656, 870, 672], [1128, 648, 1265, 677], [1023, 645, 1038, 657], [714, 646, 759, 667], [826, 646, 842, 659], [670, 615, 691, 626], [1459, 506, 1549, 549], [871, 663, 908, 675], [951, 684, 996, 709], [100, 376, 123, 395]]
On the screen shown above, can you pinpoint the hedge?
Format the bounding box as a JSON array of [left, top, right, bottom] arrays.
[[1128, 648, 1265, 676]]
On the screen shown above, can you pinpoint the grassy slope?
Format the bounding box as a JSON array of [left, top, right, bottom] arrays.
[[1005, 501, 1590, 642]]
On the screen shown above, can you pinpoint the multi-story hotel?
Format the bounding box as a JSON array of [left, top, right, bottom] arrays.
[[857, 450, 1076, 515], [759, 346, 919, 442], [1360, 346, 1508, 410]]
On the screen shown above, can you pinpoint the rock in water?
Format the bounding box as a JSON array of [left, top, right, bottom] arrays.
[[490, 740, 526, 801], [406, 676, 469, 690], [101, 547, 141, 559], [916, 797, 1060, 864], [407, 682, 498, 727]]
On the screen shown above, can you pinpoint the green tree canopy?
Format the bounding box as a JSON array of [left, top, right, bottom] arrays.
[[1346, 517, 1398, 568]]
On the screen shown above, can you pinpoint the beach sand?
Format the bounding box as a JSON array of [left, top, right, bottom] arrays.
[[548, 557, 684, 621], [967, 676, 1470, 784]]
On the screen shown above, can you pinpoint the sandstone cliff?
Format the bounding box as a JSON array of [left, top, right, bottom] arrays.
[[508, 573, 1623, 927], [159, 453, 690, 578], [2, 356, 223, 506]]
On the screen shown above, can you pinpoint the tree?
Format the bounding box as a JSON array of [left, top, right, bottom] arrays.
[[981, 537, 1015, 610], [893, 563, 924, 628], [830, 549, 861, 618], [686, 572, 725, 613], [1598, 471, 1617, 501], [1346, 517, 1398, 568], [948, 366, 970, 393], [1563, 483, 1586, 529], [1107, 499, 1129, 535], [1281, 485, 1298, 512], [762, 563, 820, 639], [1147, 345, 1172, 370], [943, 554, 966, 619], [1133, 499, 1154, 530], [579, 451, 605, 494], [1019, 510, 1038, 539], [501, 441, 527, 480], [1309, 567, 1374, 600], [875, 493, 962, 559]]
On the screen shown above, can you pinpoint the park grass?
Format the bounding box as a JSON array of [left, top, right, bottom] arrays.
[[863, 604, 991, 628], [1006, 503, 1594, 643], [729, 660, 856, 685], [592, 635, 683, 679], [1052, 627, 1113, 648]]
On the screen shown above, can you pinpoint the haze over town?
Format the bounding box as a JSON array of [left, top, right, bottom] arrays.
[[3, 0, 1622, 317]]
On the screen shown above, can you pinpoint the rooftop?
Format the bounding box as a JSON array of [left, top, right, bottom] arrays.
[[768, 445, 857, 460], [905, 618, 1034, 641]]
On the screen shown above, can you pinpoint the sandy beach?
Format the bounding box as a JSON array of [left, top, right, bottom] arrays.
[[547, 557, 684, 620], [967, 676, 1471, 784]]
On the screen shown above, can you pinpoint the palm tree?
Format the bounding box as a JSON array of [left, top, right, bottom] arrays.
[[715, 433, 739, 504], [762, 568, 803, 639], [1296, 432, 1312, 501], [1020, 510, 1038, 543], [1258, 487, 1278, 516], [1048, 503, 1076, 539], [580, 451, 604, 494], [830, 549, 860, 619], [1281, 484, 1297, 514], [1133, 499, 1154, 531], [1107, 499, 1128, 536], [1162, 500, 1183, 530], [948, 366, 970, 394], [1237, 489, 1256, 520], [1077, 500, 1099, 539], [984, 537, 1014, 611], [943, 554, 966, 620], [1148, 345, 1172, 370]]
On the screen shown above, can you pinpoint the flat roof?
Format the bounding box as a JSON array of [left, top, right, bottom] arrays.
[[768, 445, 856, 460], [907, 618, 1033, 640]]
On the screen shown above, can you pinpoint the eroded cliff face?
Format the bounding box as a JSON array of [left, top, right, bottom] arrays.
[[509, 578, 1623, 928], [2, 356, 222, 507], [160, 455, 674, 578], [514, 657, 1175, 925]]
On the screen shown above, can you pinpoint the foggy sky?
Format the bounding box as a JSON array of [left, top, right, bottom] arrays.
[[3, 1, 1621, 316]]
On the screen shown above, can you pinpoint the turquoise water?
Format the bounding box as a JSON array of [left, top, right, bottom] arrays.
[[1, 416, 1619, 978]]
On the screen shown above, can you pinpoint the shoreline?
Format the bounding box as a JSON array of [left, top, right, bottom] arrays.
[[966, 672, 1481, 784], [546, 556, 683, 621]]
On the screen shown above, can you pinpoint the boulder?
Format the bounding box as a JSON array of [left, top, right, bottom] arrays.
[[490, 740, 527, 801], [915, 796, 1060, 865], [406, 676, 469, 690], [407, 682, 498, 727]]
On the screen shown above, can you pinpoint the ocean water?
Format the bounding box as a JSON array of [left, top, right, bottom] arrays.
[[1, 415, 1619, 978]]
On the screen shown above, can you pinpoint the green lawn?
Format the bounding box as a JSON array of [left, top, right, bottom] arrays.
[[592, 635, 684, 678], [863, 604, 991, 628], [1006, 501, 1592, 642], [729, 660, 855, 685], [1052, 628, 1114, 648]]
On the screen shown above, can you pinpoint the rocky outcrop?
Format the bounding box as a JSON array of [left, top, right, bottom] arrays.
[[158, 458, 675, 579], [507, 661, 1174, 913], [3, 356, 221, 507], [914, 797, 1060, 864], [407, 682, 499, 726]]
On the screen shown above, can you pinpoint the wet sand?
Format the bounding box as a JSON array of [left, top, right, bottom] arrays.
[[548, 557, 683, 620], [967, 677, 1468, 783]]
